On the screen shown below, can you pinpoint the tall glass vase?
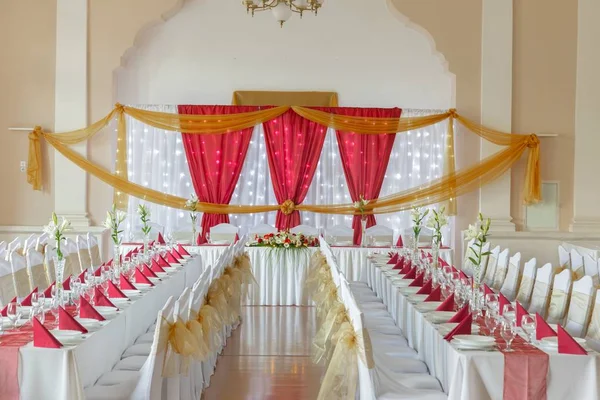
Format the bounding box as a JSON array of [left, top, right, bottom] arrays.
[[143, 233, 150, 258], [431, 240, 440, 269], [53, 256, 66, 305], [360, 218, 368, 247], [192, 227, 197, 246], [412, 231, 420, 262], [113, 243, 121, 277], [470, 264, 483, 318]]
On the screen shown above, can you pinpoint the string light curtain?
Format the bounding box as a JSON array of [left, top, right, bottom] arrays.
[[263, 109, 327, 230], [179, 105, 256, 243]]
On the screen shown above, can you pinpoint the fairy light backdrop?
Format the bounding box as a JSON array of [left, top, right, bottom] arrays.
[[122, 106, 451, 243]]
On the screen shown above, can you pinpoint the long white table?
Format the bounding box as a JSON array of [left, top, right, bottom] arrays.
[[15, 255, 203, 399], [368, 256, 600, 399]]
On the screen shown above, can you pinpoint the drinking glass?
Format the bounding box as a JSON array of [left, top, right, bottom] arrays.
[[32, 306, 45, 325], [101, 272, 110, 296], [31, 292, 40, 309], [521, 314, 536, 344], [485, 293, 498, 308], [7, 302, 21, 329], [500, 319, 516, 352], [485, 310, 498, 334], [50, 298, 60, 325], [50, 284, 58, 299], [502, 304, 516, 322]]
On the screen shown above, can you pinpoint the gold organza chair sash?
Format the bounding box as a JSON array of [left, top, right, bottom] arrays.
[[160, 318, 203, 378], [13, 268, 31, 297], [0, 274, 16, 302], [44, 257, 55, 285], [317, 322, 374, 400], [516, 275, 535, 305], [483, 256, 497, 283], [547, 288, 570, 324], [530, 281, 550, 317], [90, 245, 101, 267], [78, 249, 92, 270], [64, 253, 81, 277], [586, 303, 600, 341], [492, 265, 508, 290], [312, 302, 348, 365], [572, 265, 585, 281], [313, 282, 339, 324], [566, 292, 593, 331], [29, 263, 48, 290]]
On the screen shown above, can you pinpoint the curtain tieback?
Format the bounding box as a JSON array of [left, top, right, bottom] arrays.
[[526, 134, 540, 148], [280, 200, 296, 215]]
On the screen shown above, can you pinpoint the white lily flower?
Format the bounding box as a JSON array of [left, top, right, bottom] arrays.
[[465, 224, 479, 241]]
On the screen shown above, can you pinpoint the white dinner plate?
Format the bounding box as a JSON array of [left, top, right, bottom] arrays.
[[109, 298, 131, 305], [438, 323, 480, 335], [427, 311, 457, 324], [407, 294, 429, 303], [451, 339, 495, 351], [392, 280, 411, 288], [399, 287, 421, 295], [121, 290, 142, 299], [414, 302, 443, 313], [454, 335, 496, 346], [95, 306, 118, 319], [133, 283, 152, 292], [74, 318, 102, 331]]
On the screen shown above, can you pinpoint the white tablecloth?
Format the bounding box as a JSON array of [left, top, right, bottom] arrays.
[[17, 256, 203, 400], [368, 258, 600, 399]]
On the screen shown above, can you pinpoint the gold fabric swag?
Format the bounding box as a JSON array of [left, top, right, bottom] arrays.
[[27, 104, 541, 215]]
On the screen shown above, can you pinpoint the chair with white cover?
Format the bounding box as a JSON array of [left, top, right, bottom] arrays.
[[326, 225, 354, 246], [500, 252, 523, 301], [63, 238, 82, 277], [22, 234, 38, 254], [461, 239, 476, 275], [248, 223, 277, 236], [0, 259, 16, 305], [583, 254, 600, 287], [26, 248, 47, 290], [164, 288, 193, 400], [10, 252, 31, 297], [87, 233, 102, 267], [417, 227, 434, 246], [482, 246, 501, 286], [558, 245, 571, 270], [85, 297, 175, 400], [209, 223, 238, 244], [528, 263, 554, 318], [570, 249, 585, 280], [76, 235, 93, 272], [290, 224, 319, 236], [365, 225, 394, 247], [491, 248, 510, 291], [546, 268, 573, 325], [515, 258, 537, 308], [6, 238, 22, 260], [35, 233, 48, 252], [585, 289, 600, 346], [564, 276, 595, 338], [43, 244, 56, 285]]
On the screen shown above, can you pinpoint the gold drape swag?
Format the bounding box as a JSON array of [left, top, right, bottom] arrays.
[[27, 104, 541, 213]]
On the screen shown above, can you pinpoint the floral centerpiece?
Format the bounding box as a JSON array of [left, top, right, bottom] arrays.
[[354, 195, 370, 247], [43, 212, 71, 299], [464, 213, 492, 316], [410, 206, 429, 250], [248, 231, 319, 249], [426, 206, 448, 267], [137, 204, 151, 255], [185, 194, 199, 245], [104, 204, 127, 269]]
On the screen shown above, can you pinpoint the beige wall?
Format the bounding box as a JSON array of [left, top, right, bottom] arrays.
[[0, 0, 579, 235]]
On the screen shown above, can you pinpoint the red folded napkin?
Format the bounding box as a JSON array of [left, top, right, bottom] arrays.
[[444, 313, 472, 341], [403, 267, 417, 280], [436, 294, 455, 311], [459, 270, 469, 281], [448, 305, 470, 323], [151, 259, 165, 273], [392, 259, 404, 270], [409, 272, 425, 287], [78, 270, 87, 283], [483, 284, 495, 296], [177, 244, 191, 257], [108, 280, 127, 298], [387, 253, 399, 265], [142, 264, 158, 279], [62, 277, 71, 291], [400, 260, 412, 274], [120, 274, 137, 291], [0, 297, 18, 316], [439, 257, 449, 267], [33, 318, 62, 348], [21, 287, 39, 307], [424, 286, 442, 302], [94, 288, 118, 308], [135, 268, 155, 286], [157, 255, 170, 268], [558, 325, 587, 355], [125, 250, 133, 258], [166, 252, 180, 264], [43, 283, 55, 298], [149, 240, 155, 247], [157, 232, 166, 245], [515, 302, 529, 327], [106, 259, 113, 267], [58, 306, 88, 333], [416, 279, 433, 295], [535, 313, 557, 340], [171, 249, 184, 261], [498, 293, 511, 315], [79, 297, 105, 321], [451, 266, 459, 274]]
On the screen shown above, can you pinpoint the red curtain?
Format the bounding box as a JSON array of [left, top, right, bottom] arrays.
[[319, 107, 401, 245], [179, 105, 256, 244], [263, 109, 327, 230]]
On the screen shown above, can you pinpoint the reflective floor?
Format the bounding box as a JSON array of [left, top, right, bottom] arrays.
[[203, 306, 323, 400]]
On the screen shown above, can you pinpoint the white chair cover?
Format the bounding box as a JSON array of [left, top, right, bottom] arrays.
[[528, 263, 554, 318], [491, 248, 510, 290], [209, 223, 238, 244], [482, 246, 501, 286], [547, 269, 572, 325], [247, 224, 277, 236], [326, 225, 354, 245], [290, 224, 319, 236], [564, 276, 595, 338], [515, 258, 537, 307], [35, 233, 49, 252], [500, 252, 522, 301], [26, 248, 48, 290], [583, 255, 600, 287], [365, 225, 394, 247], [558, 245, 571, 270], [10, 252, 31, 297], [76, 235, 93, 271], [0, 258, 15, 304], [6, 237, 22, 260], [87, 233, 102, 267]]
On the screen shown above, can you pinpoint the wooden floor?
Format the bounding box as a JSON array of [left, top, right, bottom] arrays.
[[202, 306, 323, 400]]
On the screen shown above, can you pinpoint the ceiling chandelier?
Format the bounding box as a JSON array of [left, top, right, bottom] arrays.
[[242, 0, 325, 27]]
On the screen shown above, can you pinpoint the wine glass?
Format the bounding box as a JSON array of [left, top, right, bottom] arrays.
[[32, 305, 45, 325], [500, 319, 516, 352], [521, 314, 536, 344], [31, 292, 40, 310], [502, 304, 516, 322], [6, 302, 21, 329], [72, 286, 82, 314], [485, 310, 498, 334], [485, 293, 498, 308], [50, 284, 58, 300], [50, 298, 60, 326], [101, 271, 110, 296]]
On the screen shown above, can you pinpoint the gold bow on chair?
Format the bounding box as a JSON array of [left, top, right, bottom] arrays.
[[313, 302, 349, 365], [160, 318, 203, 377]]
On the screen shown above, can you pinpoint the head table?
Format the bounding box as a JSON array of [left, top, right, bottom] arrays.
[[121, 244, 454, 306], [367, 255, 600, 400]]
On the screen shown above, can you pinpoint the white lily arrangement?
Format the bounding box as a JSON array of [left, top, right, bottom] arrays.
[[411, 206, 429, 240], [185, 193, 199, 228], [43, 212, 71, 260], [426, 206, 448, 246], [465, 213, 492, 285], [354, 195, 370, 220], [104, 204, 127, 246], [137, 204, 152, 237]]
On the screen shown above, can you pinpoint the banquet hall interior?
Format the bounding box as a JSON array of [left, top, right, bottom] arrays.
[[1, 0, 600, 399]]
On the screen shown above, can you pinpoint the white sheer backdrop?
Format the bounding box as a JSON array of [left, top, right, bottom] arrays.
[[124, 106, 452, 242]]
